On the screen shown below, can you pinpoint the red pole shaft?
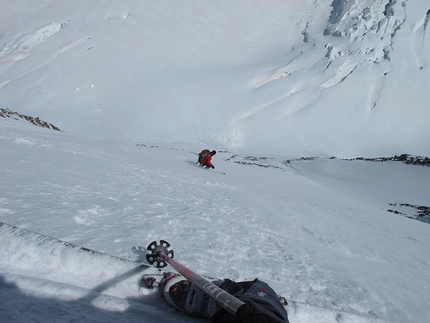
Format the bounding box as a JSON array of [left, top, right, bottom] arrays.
[[159, 253, 245, 316]]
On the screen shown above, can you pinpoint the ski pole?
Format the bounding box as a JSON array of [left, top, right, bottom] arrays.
[[146, 240, 245, 316]]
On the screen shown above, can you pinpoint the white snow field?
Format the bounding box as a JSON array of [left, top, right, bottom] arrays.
[[1, 1, 430, 322]]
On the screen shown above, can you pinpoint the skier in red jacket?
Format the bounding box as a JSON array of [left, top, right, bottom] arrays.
[[198, 150, 216, 169]]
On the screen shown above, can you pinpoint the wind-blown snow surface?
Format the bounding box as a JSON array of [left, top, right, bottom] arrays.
[[1, 1, 430, 322], [1, 119, 430, 322], [1, 0, 429, 157]]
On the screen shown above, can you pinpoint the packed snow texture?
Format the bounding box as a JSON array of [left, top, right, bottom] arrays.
[[1, 1, 430, 323], [1, 0, 429, 157]]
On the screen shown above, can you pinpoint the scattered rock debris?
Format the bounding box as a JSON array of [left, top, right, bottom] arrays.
[[387, 203, 430, 224]]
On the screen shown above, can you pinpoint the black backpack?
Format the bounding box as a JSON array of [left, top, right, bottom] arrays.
[[210, 279, 289, 323]]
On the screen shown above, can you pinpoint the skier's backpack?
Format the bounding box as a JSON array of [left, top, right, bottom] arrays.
[[198, 149, 211, 164], [210, 279, 289, 323]]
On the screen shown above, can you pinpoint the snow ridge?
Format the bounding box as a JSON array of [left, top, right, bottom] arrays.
[[0, 22, 64, 61], [0, 221, 137, 264], [0, 108, 62, 131]]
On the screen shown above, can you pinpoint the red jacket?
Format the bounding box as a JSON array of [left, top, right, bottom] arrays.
[[200, 154, 213, 167]]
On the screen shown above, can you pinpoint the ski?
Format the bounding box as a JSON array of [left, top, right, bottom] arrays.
[[195, 163, 226, 175]]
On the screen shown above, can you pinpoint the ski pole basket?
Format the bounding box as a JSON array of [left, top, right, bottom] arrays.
[[146, 240, 174, 268]]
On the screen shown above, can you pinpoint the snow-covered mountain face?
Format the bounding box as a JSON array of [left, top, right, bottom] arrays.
[[1, 2, 430, 323], [1, 0, 429, 158]]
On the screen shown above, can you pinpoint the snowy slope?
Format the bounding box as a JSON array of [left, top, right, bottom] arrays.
[[0, 221, 176, 323], [1, 0, 429, 157], [1, 1, 430, 323], [1, 119, 430, 322]]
